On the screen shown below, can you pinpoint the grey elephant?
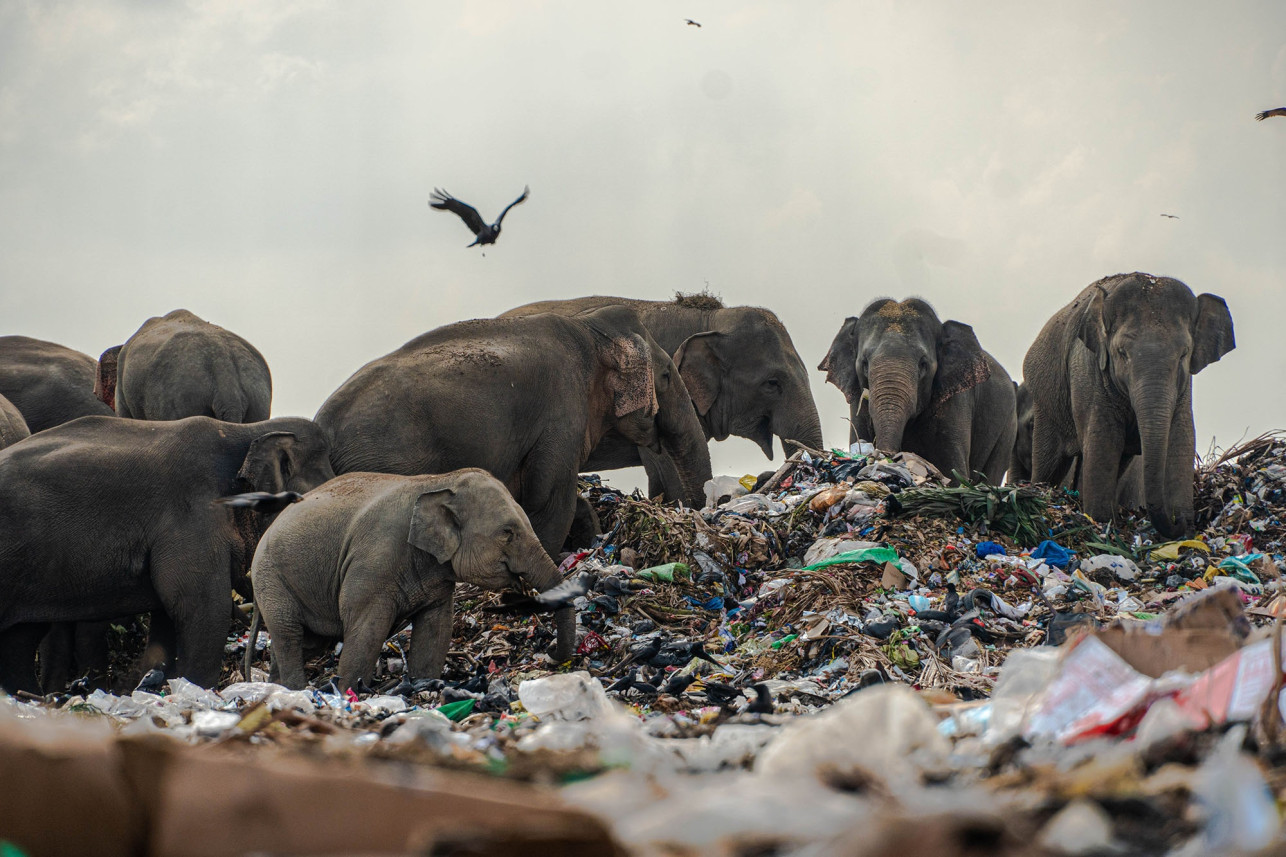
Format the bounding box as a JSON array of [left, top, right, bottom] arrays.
[[100, 309, 272, 421], [252, 470, 569, 691], [0, 336, 115, 431], [0, 415, 334, 692], [1023, 273, 1234, 537], [820, 299, 1016, 484], [0, 393, 29, 451], [502, 294, 823, 500], [1009, 381, 1143, 509]]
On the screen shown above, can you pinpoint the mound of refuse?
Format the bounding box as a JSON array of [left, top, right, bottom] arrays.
[[7, 433, 1286, 856]]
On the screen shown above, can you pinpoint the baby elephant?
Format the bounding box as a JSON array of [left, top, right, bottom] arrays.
[[251, 469, 573, 691]]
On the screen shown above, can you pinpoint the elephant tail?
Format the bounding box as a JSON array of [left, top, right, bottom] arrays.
[[212, 386, 250, 422], [243, 602, 263, 681]]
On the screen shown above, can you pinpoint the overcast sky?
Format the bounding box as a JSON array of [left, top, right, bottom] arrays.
[[2, 1, 1284, 489]]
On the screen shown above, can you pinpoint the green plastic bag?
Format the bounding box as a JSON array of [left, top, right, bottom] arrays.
[[436, 698, 475, 722], [636, 562, 689, 582], [801, 547, 898, 571]]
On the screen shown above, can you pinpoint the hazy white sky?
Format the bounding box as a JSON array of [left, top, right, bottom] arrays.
[[2, 1, 1284, 487]]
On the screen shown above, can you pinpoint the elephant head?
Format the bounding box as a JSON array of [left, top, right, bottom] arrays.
[[1076, 275, 1234, 536], [581, 306, 713, 508], [407, 469, 575, 661], [237, 421, 337, 496], [94, 345, 122, 412], [820, 299, 990, 454], [673, 307, 823, 459]]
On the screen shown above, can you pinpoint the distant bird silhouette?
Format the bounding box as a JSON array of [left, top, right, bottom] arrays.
[[216, 491, 304, 514], [1160, 214, 1179, 219], [685, 18, 702, 27], [1255, 108, 1286, 121], [659, 671, 695, 697], [429, 186, 529, 248]]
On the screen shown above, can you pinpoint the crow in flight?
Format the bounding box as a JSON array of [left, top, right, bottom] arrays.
[[685, 19, 702, 27], [1255, 108, 1286, 121], [1160, 214, 1179, 219], [429, 186, 529, 248]]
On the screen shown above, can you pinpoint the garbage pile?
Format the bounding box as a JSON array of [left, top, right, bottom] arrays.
[[7, 434, 1286, 855]]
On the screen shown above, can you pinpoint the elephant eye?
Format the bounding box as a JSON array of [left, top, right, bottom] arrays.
[[501, 527, 515, 543], [762, 379, 782, 395]]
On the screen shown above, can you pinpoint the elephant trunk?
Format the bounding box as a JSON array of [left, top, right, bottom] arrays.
[[1134, 379, 1180, 537], [776, 391, 824, 457], [521, 545, 577, 663], [868, 362, 917, 454]]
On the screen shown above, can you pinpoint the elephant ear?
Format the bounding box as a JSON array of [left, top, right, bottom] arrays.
[[1191, 293, 1235, 374], [1077, 286, 1109, 372], [607, 333, 658, 418], [237, 431, 298, 493], [930, 321, 991, 412], [673, 331, 724, 415], [819, 317, 861, 403], [408, 488, 461, 566], [94, 345, 121, 411]]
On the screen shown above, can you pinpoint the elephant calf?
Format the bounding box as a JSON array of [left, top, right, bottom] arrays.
[[251, 470, 573, 692]]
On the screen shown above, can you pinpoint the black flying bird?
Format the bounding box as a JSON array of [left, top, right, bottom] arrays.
[[1255, 108, 1286, 121], [685, 18, 702, 27], [216, 491, 304, 514], [429, 186, 530, 247]]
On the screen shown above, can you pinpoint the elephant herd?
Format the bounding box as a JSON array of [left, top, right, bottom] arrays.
[[0, 271, 1234, 693]]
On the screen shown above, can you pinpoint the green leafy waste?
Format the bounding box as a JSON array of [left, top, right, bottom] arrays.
[[888, 474, 1049, 547]]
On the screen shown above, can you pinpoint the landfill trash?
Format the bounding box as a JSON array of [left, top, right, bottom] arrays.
[[7, 435, 1286, 854]]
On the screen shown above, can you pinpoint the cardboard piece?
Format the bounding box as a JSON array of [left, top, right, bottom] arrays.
[[0, 715, 622, 857], [881, 562, 909, 591], [1093, 626, 1241, 679]]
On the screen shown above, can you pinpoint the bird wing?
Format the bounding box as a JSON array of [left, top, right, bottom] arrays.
[[429, 188, 487, 235], [494, 185, 530, 227], [1255, 107, 1286, 121], [532, 571, 592, 608]]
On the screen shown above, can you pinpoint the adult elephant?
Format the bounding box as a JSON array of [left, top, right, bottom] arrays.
[[0, 394, 29, 451], [502, 294, 823, 500], [316, 304, 710, 542], [820, 298, 1016, 485], [1009, 381, 1143, 509], [1023, 273, 1234, 537], [0, 336, 115, 431], [0, 416, 334, 692], [100, 309, 271, 422]]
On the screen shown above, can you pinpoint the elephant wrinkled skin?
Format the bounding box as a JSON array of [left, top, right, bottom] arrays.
[[0, 393, 29, 451], [502, 296, 822, 500], [0, 416, 334, 692], [821, 298, 1016, 484], [0, 336, 114, 432], [102, 309, 272, 422], [1022, 273, 1234, 537], [253, 470, 570, 691]]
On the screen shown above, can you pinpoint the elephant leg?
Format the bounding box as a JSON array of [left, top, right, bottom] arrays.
[[564, 496, 601, 552], [979, 433, 1011, 486], [264, 615, 307, 690], [143, 611, 177, 674], [1, 623, 49, 695], [154, 553, 230, 688], [640, 447, 686, 503], [1079, 419, 1126, 524], [37, 623, 75, 692], [408, 597, 455, 680], [1031, 414, 1073, 488], [523, 475, 580, 559], [336, 600, 398, 692], [1163, 396, 1198, 537]]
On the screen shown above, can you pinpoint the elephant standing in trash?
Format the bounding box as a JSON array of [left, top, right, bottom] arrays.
[[501, 294, 823, 501], [99, 309, 271, 422], [1022, 273, 1234, 537], [0, 416, 335, 692], [0, 336, 115, 431], [315, 306, 713, 659], [820, 298, 1016, 485], [252, 470, 571, 691], [1009, 381, 1144, 508]]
